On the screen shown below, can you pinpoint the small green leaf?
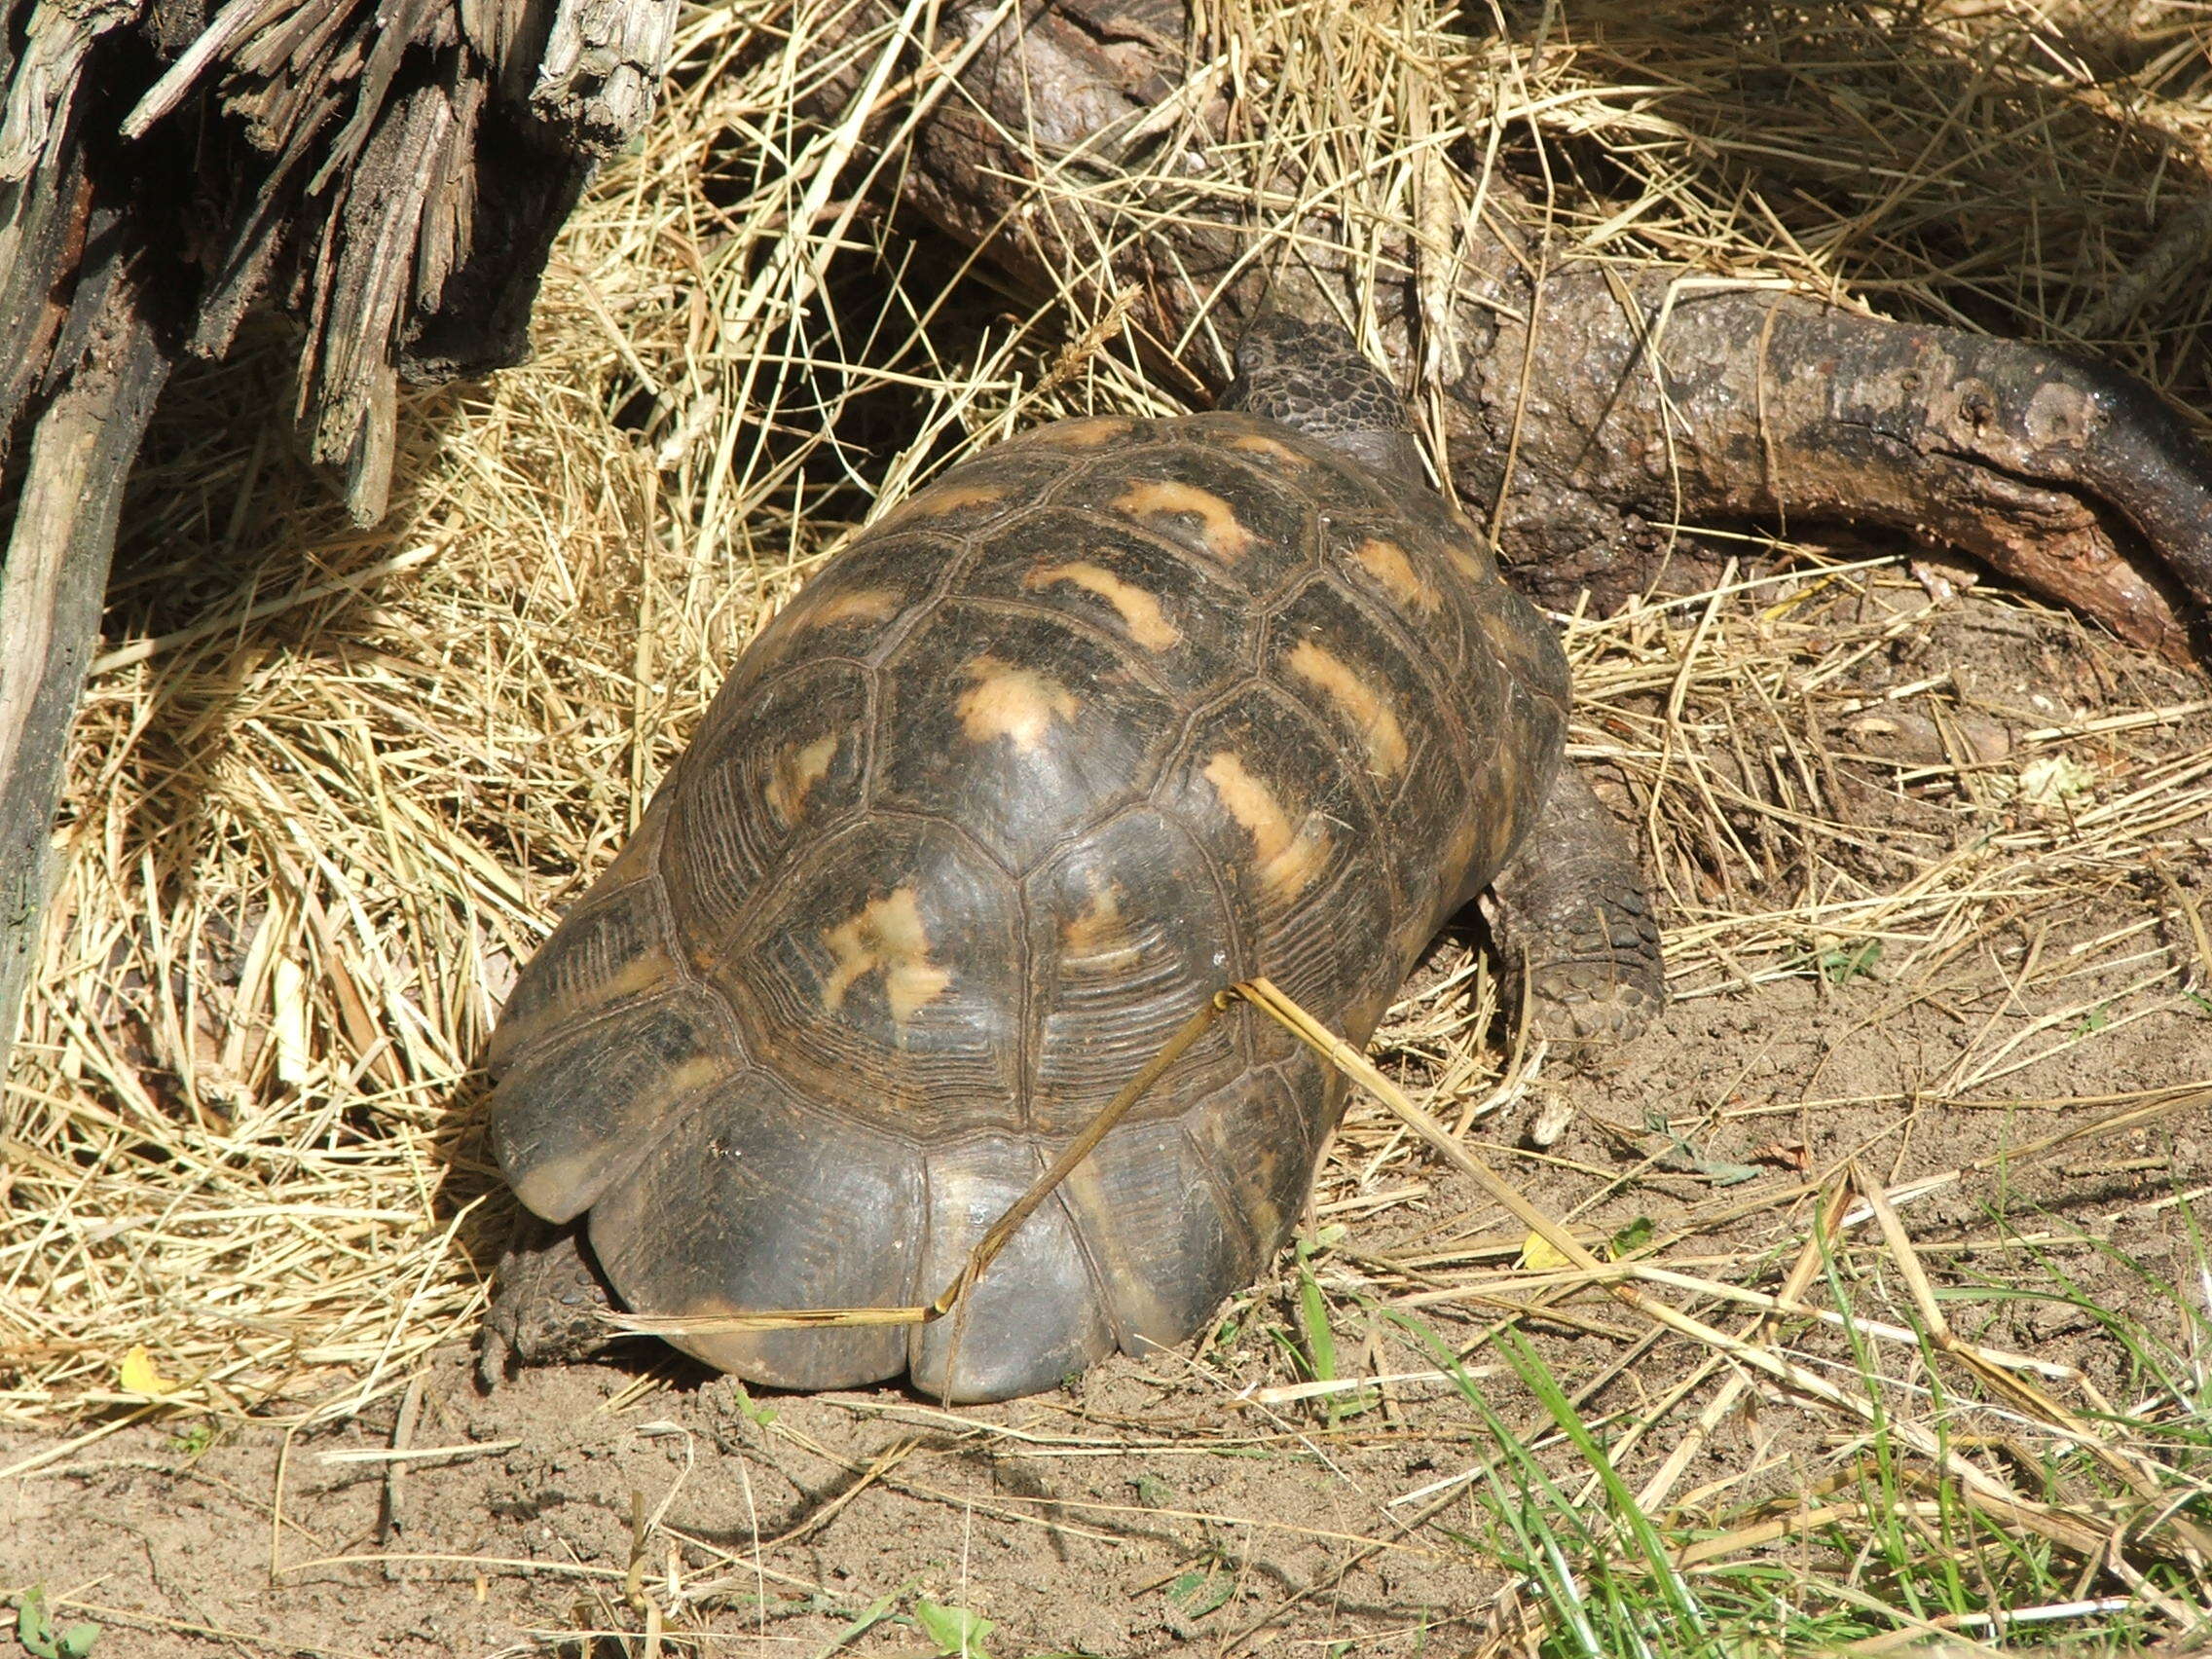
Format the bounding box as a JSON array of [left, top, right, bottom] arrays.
[[1695, 1157, 1763, 1188], [13, 1589, 90, 1659], [1297, 1273, 1337, 1382], [1167, 1569, 1234, 1619], [912, 1598, 994, 1659], [819, 1578, 915, 1651], [1817, 940, 1882, 985], [725, 1379, 777, 1427], [1606, 1216, 1655, 1257], [1293, 1239, 1338, 1398], [16, 1587, 56, 1659]]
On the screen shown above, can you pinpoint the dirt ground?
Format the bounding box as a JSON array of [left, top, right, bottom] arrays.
[[5, 1073, 2208, 1659], [6, 1121, 2209, 1659], [7, 574, 2210, 1653]]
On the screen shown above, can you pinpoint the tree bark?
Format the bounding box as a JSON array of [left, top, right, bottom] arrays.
[[0, 297, 171, 1077], [0, 0, 682, 1077]]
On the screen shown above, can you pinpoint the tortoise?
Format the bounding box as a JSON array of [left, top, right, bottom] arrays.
[[479, 313, 1665, 1403]]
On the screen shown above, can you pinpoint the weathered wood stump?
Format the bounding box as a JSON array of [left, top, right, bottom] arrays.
[[0, 0, 679, 1072]]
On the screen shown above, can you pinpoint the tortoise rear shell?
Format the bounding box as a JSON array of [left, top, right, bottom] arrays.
[[487, 410, 1569, 1400]]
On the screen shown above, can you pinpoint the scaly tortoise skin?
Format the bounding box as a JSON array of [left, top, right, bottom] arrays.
[[482, 316, 1664, 1402]]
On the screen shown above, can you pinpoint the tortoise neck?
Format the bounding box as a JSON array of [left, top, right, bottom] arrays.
[[1220, 313, 1426, 488]]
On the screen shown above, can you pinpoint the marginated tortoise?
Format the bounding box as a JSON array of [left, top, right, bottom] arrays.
[[480, 315, 1664, 1402]]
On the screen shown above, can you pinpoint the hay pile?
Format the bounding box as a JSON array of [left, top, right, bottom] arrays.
[[4, 0, 2208, 1458]]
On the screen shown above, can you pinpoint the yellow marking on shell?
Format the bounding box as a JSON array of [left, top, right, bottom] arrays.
[[1344, 980, 1397, 1043], [1473, 604, 1517, 643], [764, 734, 838, 827], [1233, 1140, 1286, 1244], [1228, 432, 1310, 466], [1202, 751, 1330, 899], [957, 654, 1079, 752], [821, 887, 952, 1028], [1022, 560, 1180, 650], [1394, 905, 1442, 966], [1060, 1158, 1179, 1336], [1444, 515, 1495, 582], [1493, 740, 1525, 836], [503, 1051, 726, 1218], [597, 949, 677, 1006], [1351, 536, 1440, 612], [1286, 641, 1408, 777], [1061, 882, 1136, 965], [1035, 417, 1134, 449], [510, 1153, 600, 1221], [1113, 481, 1258, 561], [803, 587, 902, 629], [1440, 816, 1484, 899], [881, 482, 1008, 527], [1476, 607, 1552, 687], [661, 1054, 729, 1100]]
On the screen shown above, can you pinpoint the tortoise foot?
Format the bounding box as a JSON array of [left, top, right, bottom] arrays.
[[1488, 764, 1666, 1062], [1519, 887, 1666, 1049], [476, 1216, 619, 1386]]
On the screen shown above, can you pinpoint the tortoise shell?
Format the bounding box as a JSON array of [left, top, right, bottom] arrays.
[[486, 408, 1569, 1401]]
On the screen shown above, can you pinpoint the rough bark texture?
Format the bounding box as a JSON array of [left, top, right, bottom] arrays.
[[0, 294, 171, 1073], [1, 0, 680, 518], [1453, 279, 2210, 656], [818, 0, 2212, 661], [0, 0, 679, 1078]]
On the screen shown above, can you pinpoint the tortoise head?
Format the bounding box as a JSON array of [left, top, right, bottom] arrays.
[[1220, 312, 1425, 488]]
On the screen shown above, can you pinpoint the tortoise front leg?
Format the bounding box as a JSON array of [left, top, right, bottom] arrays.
[[1485, 763, 1666, 1054]]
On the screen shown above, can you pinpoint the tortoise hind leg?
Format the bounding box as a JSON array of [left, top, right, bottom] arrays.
[[1486, 763, 1665, 1053], [476, 1216, 620, 1386]]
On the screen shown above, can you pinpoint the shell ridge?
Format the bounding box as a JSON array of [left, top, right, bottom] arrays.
[[1250, 654, 1408, 922], [1175, 1116, 1261, 1272], [1140, 793, 1259, 1075], [1047, 1156, 1120, 1356], [1315, 558, 1478, 762]]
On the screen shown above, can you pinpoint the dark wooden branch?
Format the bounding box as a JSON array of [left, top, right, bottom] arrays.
[[3, 0, 680, 515], [0, 294, 171, 1070]]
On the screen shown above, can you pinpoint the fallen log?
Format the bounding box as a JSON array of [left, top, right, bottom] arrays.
[[802, 0, 2212, 659]]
